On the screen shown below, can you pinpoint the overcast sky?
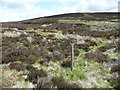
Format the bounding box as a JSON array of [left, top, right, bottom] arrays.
[[0, 0, 119, 22]]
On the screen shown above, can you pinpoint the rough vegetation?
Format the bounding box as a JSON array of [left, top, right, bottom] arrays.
[[1, 13, 119, 88]]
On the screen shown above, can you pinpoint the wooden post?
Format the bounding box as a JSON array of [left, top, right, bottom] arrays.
[[71, 43, 74, 71]]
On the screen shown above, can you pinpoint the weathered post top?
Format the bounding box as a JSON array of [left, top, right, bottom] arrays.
[[70, 38, 77, 44], [67, 36, 77, 44]]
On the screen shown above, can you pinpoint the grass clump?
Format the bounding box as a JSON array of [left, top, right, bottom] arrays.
[[1, 64, 33, 88], [33, 48, 112, 88]]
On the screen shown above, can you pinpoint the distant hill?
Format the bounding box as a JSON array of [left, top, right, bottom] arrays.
[[26, 12, 120, 21], [1, 12, 119, 23]]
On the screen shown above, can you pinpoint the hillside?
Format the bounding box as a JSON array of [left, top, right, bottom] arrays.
[[1, 12, 120, 89]]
